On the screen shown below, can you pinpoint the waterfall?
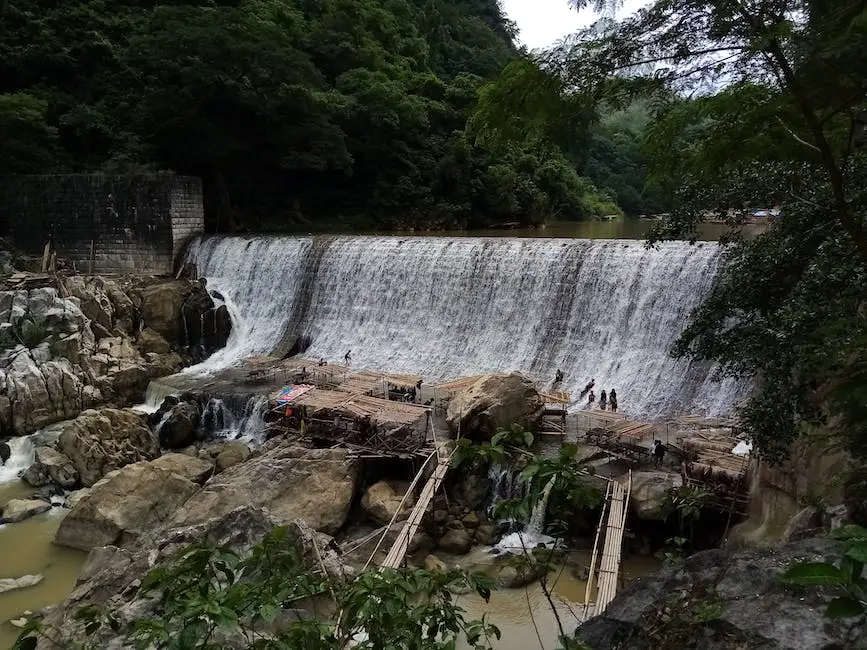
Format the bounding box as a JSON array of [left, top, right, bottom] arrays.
[[185, 235, 749, 418], [487, 462, 525, 518], [0, 436, 35, 484], [496, 477, 558, 552]]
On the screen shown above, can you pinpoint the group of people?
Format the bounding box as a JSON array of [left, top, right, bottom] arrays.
[[587, 388, 617, 411], [580, 378, 618, 412], [389, 380, 423, 403]]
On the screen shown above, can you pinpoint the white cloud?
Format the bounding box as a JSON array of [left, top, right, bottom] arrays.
[[502, 0, 649, 50]]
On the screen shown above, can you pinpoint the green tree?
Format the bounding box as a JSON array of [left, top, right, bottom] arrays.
[[530, 0, 867, 481], [15, 527, 500, 650]]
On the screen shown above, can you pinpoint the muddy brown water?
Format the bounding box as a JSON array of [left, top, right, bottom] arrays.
[[0, 480, 87, 649], [447, 547, 661, 650]]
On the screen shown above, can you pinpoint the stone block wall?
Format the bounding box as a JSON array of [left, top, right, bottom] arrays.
[[1, 174, 204, 274]]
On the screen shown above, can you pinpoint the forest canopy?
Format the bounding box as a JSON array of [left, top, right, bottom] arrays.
[[0, 0, 658, 231]]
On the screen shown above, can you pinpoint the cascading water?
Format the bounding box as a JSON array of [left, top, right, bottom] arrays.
[[186, 235, 749, 418], [0, 436, 34, 485], [487, 462, 525, 518], [205, 396, 268, 445], [496, 477, 558, 552]]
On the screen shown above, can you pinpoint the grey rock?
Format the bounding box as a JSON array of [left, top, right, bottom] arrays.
[[446, 372, 544, 439], [150, 453, 213, 484], [438, 528, 473, 555], [158, 402, 201, 449], [0, 574, 43, 594], [474, 523, 500, 546], [57, 408, 159, 487], [575, 536, 864, 650], [37, 507, 349, 650], [170, 445, 359, 535], [2, 498, 51, 523], [23, 446, 79, 488], [55, 461, 200, 551]]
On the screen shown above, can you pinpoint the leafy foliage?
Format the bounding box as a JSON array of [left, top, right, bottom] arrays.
[[0, 0, 640, 230], [451, 423, 534, 469], [15, 527, 500, 650], [783, 524, 867, 619], [520, 0, 867, 474], [518, 442, 602, 530]]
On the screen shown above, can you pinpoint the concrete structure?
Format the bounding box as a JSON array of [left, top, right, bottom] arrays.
[[1, 173, 204, 274]]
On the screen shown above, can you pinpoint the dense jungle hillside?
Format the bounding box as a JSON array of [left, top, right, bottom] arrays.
[[0, 0, 662, 232]]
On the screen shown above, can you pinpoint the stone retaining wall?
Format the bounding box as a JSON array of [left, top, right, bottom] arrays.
[[1, 173, 203, 274]]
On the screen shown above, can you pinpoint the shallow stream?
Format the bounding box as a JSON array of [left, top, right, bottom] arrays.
[[0, 481, 87, 648]]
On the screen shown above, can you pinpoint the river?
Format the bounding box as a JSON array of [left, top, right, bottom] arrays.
[[0, 482, 86, 648]]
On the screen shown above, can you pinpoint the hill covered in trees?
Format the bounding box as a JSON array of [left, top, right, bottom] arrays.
[[0, 0, 660, 231]]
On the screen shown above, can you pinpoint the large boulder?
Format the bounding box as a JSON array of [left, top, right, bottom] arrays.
[[171, 445, 359, 535], [157, 401, 201, 449], [57, 408, 160, 487], [213, 442, 251, 473], [621, 471, 681, 520], [575, 536, 865, 650], [54, 461, 200, 551], [446, 372, 544, 439], [448, 466, 491, 510], [361, 480, 415, 526], [133, 279, 216, 349], [23, 446, 79, 488], [64, 276, 115, 333], [0, 345, 97, 436], [135, 281, 191, 344], [136, 327, 171, 355]]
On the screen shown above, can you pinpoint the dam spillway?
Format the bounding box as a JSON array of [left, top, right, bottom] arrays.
[[185, 235, 747, 419]]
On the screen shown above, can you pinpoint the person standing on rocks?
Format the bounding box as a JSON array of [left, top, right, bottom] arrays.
[[609, 389, 618, 412], [587, 389, 596, 406], [599, 389, 608, 410], [344, 350, 352, 366]]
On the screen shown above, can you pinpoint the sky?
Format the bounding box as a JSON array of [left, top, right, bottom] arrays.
[[502, 0, 648, 50]]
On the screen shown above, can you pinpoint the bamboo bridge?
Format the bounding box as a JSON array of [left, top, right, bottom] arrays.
[[584, 472, 632, 618]]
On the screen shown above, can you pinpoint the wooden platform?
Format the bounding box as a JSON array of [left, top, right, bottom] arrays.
[[583, 414, 658, 465], [334, 370, 421, 399], [539, 390, 571, 434], [273, 387, 431, 454], [678, 429, 752, 514]]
